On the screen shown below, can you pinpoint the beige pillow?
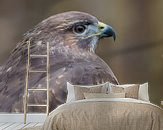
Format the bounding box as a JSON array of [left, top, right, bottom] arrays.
[[111, 84, 139, 99], [84, 93, 126, 99], [66, 82, 108, 102], [74, 85, 105, 100], [108, 82, 150, 102]]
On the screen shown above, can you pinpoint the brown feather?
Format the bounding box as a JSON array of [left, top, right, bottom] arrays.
[[0, 11, 118, 112]]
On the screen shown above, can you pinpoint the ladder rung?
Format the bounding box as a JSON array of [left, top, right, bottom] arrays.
[[29, 70, 47, 73], [28, 89, 47, 91], [30, 55, 47, 58], [27, 104, 47, 107]]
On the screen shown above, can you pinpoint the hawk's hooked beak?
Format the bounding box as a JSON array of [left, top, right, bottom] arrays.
[[98, 22, 116, 41]]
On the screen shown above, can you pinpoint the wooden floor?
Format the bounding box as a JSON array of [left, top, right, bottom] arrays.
[[0, 113, 46, 130], [0, 122, 43, 130]]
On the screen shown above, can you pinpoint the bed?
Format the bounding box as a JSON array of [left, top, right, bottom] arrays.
[[23, 82, 163, 130]]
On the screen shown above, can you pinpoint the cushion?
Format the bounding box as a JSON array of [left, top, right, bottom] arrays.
[[138, 83, 149, 102], [111, 84, 139, 99], [74, 86, 102, 100], [66, 82, 108, 103], [84, 92, 126, 99], [108, 82, 150, 102]]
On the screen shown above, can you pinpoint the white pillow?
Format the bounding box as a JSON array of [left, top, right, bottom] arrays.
[[108, 82, 150, 102], [66, 82, 109, 103], [66, 82, 75, 103], [138, 83, 149, 102]]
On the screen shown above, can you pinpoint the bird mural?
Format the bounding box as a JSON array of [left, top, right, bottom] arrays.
[[0, 11, 118, 112]]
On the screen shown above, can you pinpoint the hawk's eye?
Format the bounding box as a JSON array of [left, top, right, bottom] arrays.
[[73, 25, 86, 34]]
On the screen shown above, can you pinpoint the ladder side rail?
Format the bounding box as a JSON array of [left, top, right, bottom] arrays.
[[24, 41, 31, 124], [46, 42, 50, 115]]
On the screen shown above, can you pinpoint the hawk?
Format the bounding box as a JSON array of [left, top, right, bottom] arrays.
[[0, 11, 118, 112]]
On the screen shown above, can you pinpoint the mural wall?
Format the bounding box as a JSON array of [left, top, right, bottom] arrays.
[[0, 0, 162, 106]]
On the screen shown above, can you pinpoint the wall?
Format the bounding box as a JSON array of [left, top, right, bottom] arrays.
[[0, 0, 162, 105]]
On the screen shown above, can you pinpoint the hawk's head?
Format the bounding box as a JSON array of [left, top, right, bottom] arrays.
[[26, 11, 116, 53]]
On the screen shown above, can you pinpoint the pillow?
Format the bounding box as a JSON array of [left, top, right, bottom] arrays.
[[108, 82, 150, 102], [84, 92, 126, 99], [66, 82, 108, 103], [74, 86, 102, 100], [138, 83, 149, 102], [110, 84, 139, 99]]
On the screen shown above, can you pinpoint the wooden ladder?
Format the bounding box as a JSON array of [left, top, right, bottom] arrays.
[[24, 41, 50, 124]]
